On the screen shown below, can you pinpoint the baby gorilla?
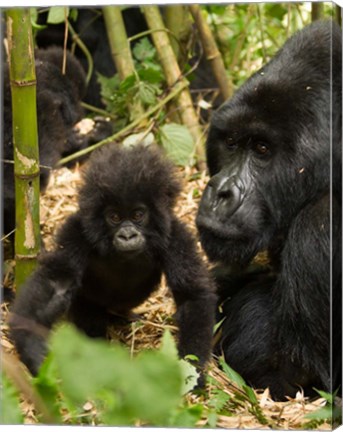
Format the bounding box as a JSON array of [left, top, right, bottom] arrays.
[[9, 144, 217, 377]]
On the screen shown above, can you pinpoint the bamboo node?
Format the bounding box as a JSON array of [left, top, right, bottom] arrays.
[[206, 52, 221, 61], [14, 253, 39, 260], [10, 78, 36, 87], [14, 171, 40, 180]]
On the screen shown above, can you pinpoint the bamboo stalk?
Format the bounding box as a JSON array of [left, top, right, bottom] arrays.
[[164, 5, 192, 62], [6, 8, 40, 290], [311, 3, 324, 21], [102, 6, 143, 119], [141, 5, 206, 166], [189, 4, 232, 101]]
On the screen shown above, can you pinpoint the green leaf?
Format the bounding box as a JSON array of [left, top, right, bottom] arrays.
[[179, 359, 199, 395], [119, 74, 137, 92], [69, 8, 78, 22], [138, 67, 164, 84], [137, 82, 159, 106], [305, 405, 333, 421], [219, 357, 246, 388], [160, 330, 179, 360], [133, 37, 156, 61], [243, 384, 258, 404], [208, 388, 230, 411], [207, 410, 218, 428], [49, 325, 183, 426], [159, 123, 195, 167], [313, 388, 334, 404], [32, 353, 62, 422], [168, 404, 203, 427], [47, 6, 69, 24], [0, 373, 24, 424]]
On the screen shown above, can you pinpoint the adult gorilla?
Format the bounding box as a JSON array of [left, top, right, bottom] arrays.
[[196, 20, 342, 400]]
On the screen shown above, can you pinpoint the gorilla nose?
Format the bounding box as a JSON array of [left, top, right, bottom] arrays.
[[118, 231, 138, 242], [209, 176, 245, 209], [205, 174, 245, 218]]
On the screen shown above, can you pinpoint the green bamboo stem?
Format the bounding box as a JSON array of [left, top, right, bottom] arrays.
[[189, 4, 232, 101], [58, 80, 189, 166], [102, 6, 143, 119], [141, 5, 206, 166], [6, 8, 40, 290], [311, 3, 324, 21], [164, 5, 192, 61]]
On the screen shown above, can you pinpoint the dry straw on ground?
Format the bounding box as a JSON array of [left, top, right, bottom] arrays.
[[1, 153, 333, 429]]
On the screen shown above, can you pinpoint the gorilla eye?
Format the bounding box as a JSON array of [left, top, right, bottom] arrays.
[[109, 213, 122, 224], [253, 142, 269, 155], [131, 210, 145, 222], [225, 138, 238, 150]]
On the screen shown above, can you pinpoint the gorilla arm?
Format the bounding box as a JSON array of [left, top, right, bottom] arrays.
[[162, 218, 217, 369], [9, 214, 91, 375]]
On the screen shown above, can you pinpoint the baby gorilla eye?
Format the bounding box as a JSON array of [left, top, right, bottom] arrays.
[[131, 209, 145, 222], [109, 213, 122, 224]]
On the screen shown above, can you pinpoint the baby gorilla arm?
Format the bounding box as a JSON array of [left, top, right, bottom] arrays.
[[162, 219, 217, 372], [9, 214, 91, 375]]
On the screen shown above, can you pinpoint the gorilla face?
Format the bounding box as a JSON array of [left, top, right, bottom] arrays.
[[196, 39, 332, 266], [196, 135, 275, 264]]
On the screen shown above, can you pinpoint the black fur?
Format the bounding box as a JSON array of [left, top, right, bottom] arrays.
[[3, 47, 112, 237], [196, 20, 342, 400], [9, 145, 217, 377]]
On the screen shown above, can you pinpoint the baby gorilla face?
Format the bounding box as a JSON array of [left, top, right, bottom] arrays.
[[105, 205, 148, 254]]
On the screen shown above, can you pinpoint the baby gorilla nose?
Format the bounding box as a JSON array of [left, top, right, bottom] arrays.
[[114, 225, 146, 252]]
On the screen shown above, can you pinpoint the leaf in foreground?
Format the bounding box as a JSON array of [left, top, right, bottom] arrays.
[[49, 324, 184, 426], [1, 373, 24, 424]]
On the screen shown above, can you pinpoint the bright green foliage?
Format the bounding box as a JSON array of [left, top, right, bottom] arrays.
[[32, 354, 62, 422], [1, 373, 24, 424], [97, 37, 163, 121], [47, 6, 69, 24], [159, 123, 195, 167], [45, 325, 188, 426], [303, 389, 342, 429], [219, 357, 269, 426]]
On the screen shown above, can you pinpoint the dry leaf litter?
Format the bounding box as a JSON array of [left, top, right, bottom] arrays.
[[1, 150, 333, 429]]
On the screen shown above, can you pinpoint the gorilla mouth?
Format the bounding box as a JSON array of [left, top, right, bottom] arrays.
[[196, 214, 245, 240]]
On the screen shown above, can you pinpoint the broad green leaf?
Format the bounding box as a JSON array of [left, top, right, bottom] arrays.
[[49, 325, 129, 405], [1, 374, 24, 424], [50, 325, 183, 426], [47, 7, 69, 24], [160, 123, 195, 167]]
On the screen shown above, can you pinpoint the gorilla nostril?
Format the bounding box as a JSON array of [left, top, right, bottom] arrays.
[[119, 232, 138, 241]]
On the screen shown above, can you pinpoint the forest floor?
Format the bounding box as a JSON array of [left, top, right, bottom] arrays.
[[1, 153, 333, 429]]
